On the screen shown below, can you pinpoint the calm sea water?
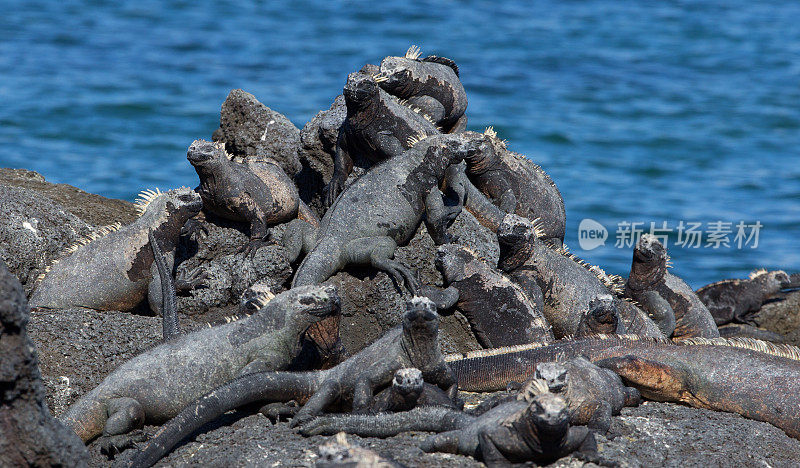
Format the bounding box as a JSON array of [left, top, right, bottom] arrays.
[[1, 1, 798, 287]]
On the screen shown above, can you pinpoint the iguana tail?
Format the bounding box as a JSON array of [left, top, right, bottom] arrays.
[[292, 241, 341, 288], [126, 371, 318, 468], [463, 179, 505, 231], [59, 389, 108, 443], [298, 406, 471, 438]]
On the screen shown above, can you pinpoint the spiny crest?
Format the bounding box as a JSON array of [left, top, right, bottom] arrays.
[[406, 130, 429, 148], [484, 126, 497, 139], [34, 223, 123, 286], [749, 268, 769, 280], [517, 378, 550, 402], [405, 44, 422, 60], [530, 217, 547, 240], [206, 313, 251, 328], [554, 244, 622, 294], [678, 336, 800, 361], [372, 72, 388, 83], [134, 188, 163, 215]]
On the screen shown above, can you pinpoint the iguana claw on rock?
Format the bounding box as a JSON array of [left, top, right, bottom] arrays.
[[30, 187, 202, 312], [124, 297, 456, 468], [59, 284, 339, 446]]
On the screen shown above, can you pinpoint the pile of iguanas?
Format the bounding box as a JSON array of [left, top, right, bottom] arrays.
[[20, 45, 800, 467]]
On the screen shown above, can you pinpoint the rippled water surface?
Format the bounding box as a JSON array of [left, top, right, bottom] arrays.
[[2, 0, 798, 287]]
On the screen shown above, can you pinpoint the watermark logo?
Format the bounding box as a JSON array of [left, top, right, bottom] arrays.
[[577, 219, 762, 251], [578, 218, 608, 251]]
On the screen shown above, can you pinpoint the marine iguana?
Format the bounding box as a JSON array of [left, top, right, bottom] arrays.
[[497, 214, 663, 339], [323, 72, 440, 206], [124, 297, 457, 468], [575, 295, 625, 337], [444, 334, 800, 440], [420, 243, 553, 348], [624, 234, 719, 338], [292, 132, 490, 293], [59, 284, 339, 449], [373, 45, 468, 133], [696, 269, 791, 326], [448, 128, 566, 245], [299, 380, 595, 467], [30, 187, 203, 311], [471, 358, 640, 434], [187, 139, 319, 255]]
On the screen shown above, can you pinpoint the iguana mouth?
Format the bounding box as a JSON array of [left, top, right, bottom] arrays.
[[306, 286, 341, 318]]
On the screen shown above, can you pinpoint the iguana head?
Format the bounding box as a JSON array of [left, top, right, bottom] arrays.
[[434, 244, 474, 283], [376, 55, 415, 90], [581, 294, 620, 335], [511, 392, 570, 440], [497, 214, 538, 272], [534, 362, 568, 393], [629, 234, 668, 288], [187, 139, 226, 166], [457, 131, 498, 175], [392, 368, 424, 396], [343, 72, 379, 107], [750, 269, 791, 294], [441, 131, 492, 165], [402, 296, 440, 338], [271, 284, 341, 333]]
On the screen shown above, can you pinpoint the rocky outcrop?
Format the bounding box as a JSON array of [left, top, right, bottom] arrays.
[[0, 260, 89, 467], [754, 290, 800, 346], [212, 89, 302, 178]]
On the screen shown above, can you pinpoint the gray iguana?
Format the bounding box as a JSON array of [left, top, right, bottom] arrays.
[[60, 285, 340, 448], [124, 297, 457, 468], [187, 139, 319, 255], [374, 45, 468, 133], [497, 214, 663, 339], [30, 187, 203, 312], [624, 234, 719, 338], [696, 269, 791, 326]]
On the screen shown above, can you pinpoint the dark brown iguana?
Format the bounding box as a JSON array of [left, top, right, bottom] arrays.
[[59, 284, 339, 451], [497, 214, 663, 339], [187, 139, 319, 256], [299, 380, 595, 468], [373, 45, 468, 133], [445, 334, 800, 440], [124, 297, 457, 468], [696, 269, 791, 326], [323, 71, 440, 206], [420, 243, 553, 348], [624, 234, 719, 338], [29, 187, 203, 311], [447, 128, 566, 245]]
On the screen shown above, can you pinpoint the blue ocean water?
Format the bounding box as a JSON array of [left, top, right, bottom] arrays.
[[1, 0, 798, 287]]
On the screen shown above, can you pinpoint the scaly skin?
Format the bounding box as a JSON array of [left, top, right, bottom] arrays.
[[625, 234, 719, 338], [375, 47, 468, 133], [497, 214, 663, 339], [59, 285, 339, 444], [444, 130, 566, 245], [188, 139, 319, 254], [300, 389, 593, 467], [424, 243, 553, 348], [317, 433, 403, 468], [124, 297, 457, 468], [29, 188, 202, 311], [696, 269, 791, 325], [324, 72, 440, 205], [445, 334, 800, 440]]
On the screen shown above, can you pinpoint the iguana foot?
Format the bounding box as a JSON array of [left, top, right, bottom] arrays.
[[240, 238, 274, 258], [297, 416, 338, 436], [98, 430, 147, 459], [174, 266, 210, 292], [180, 217, 209, 240], [324, 177, 345, 208], [260, 401, 300, 423]]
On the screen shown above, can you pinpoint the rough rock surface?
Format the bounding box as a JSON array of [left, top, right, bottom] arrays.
[[0, 261, 89, 467], [212, 89, 302, 177], [173, 214, 293, 321], [754, 290, 800, 346], [0, 183, 93, 293], [0, 168, 138, 226]]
